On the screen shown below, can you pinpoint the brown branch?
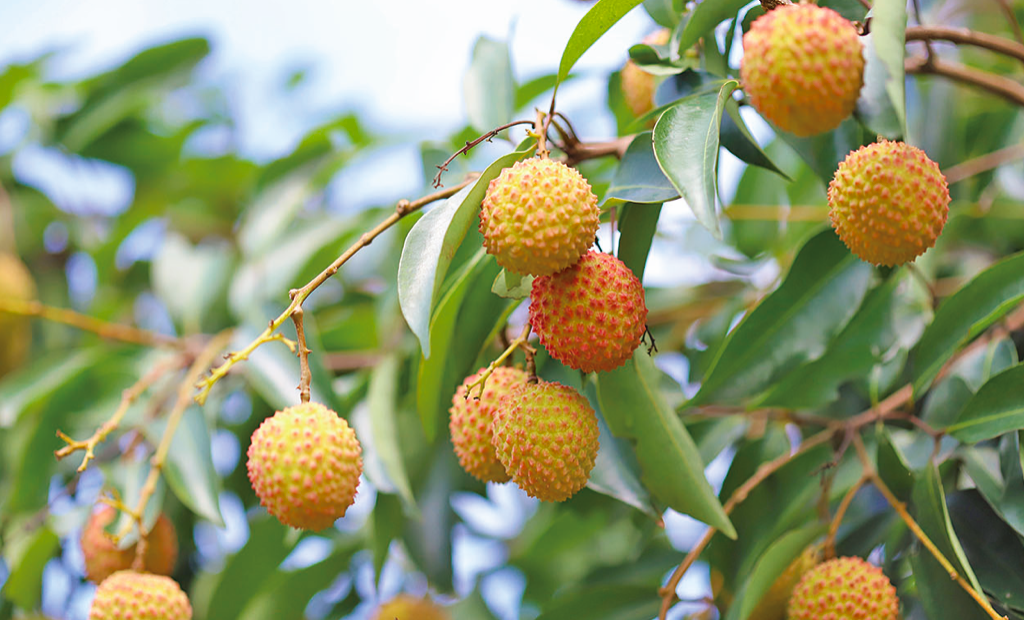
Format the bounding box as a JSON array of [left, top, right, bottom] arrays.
[[290, 306, 312, 404], [0, 299, 184, 349], [562, 135, 633, 167], [905, 55, 1024, 108], [944, 143, 1024, 184], [905, 25, 1024, 64], [432, 120, 535, 188]]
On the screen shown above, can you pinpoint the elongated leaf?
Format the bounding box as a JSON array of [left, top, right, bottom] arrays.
[[856, 0, 907, 137], [464, 36, 514, 132], [729, 524, 825, 620], [597, 351, 736, 538], [690, 229, 873, 406], [146, 406, 224, 526], [947, 364, 1024, 443], [721, 101, 790, 179], [948, 490, 1024, 617], [368, 354, 417, 512], [653, 81, 738, 238], [616, 203, 662, 281], [3, 527, 59, 609], [557, 0, 646, 84], [398, 143, 535, 358], [536, 584, 661, 620], [913, 251, 1024, 394], [0, 349, 102, 427], [677, 0, 749, 56], [603, 133, 678, 206], [876, 427, 915, 502], [203, 515, 292, 620]]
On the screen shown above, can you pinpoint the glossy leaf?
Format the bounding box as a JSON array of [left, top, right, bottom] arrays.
[[856, 0, 907, 137], [557, 0, 646, 84], [948, 364, 1024, 443], [464, 36, 514, 133], [145, 406, 224, 526], [676, 0, 749, 58], [603, 133, 677, 206], [368, 354, 417, 512], [876, 427, 915, 503], [616, 203, 662, 281], [721, 102, 790, 179]]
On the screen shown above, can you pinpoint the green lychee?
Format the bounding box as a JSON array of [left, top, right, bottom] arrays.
[[491, 380, 600, 502], [529, 250, 647, 373], [449, 366, 528, 483], [787, 556, 899, 620], [246, 402, 362, 531], [828, 139, 950, 266], [748, 543, 822, 620], [0, 252, 35, 379], [479, 158, 599, 277], [740, 4, 864, 137], [81, 505, 179, 584], [371, 594, 450, 620], [88, 570, 192, 620]]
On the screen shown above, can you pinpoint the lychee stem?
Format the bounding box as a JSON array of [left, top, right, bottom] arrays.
[[465, 323, 534, 399]]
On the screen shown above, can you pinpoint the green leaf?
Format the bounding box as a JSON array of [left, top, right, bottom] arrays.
[[729, 523, 825, 620], [201, 515, 292, 620], [652, 81, 738, 239], [464, 36, 514, 133], [856, 0, 907, 137], [913, 251, 1024, 394], [603, 133, 678, 206], [690, 229, 873, 406], [492, 269, 533, 299], [536, 584, 661, 620], [597, 351, 736, 538], [514, 72, 563, 111], [876, 427, 915, 502], [947, 364, 1024, 443], [0, 349, 102, 427], [145, 406, 224, 526], [643, 0, 681, 28], [371, 493, 404, 580], [557, 0, 646, 85], [3, 526, 59, 609], [721, 102, 790, 180], [368, 354, 417, 512], [948, 490, 1024, 617], [398, 143, 535, 358], [676, 0, 749, 56], [450, 589, 499, 620], [616, 203, 662, 281], [152, 232, 234, 333]]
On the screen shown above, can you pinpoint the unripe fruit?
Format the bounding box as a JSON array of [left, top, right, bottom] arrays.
[[449, 367, 528, 483], [81, 506, 179, 584], [491, 380, 600, 502], [788, 556, 899, 620], [0, 253, 35, 378], [748, 543, 822, 620], [371, 594, 450, 620], [246, 402, 362, 531], [741, 5, 864, 137], [529, 250, 647, 373], [88, 570, 192, 620], [479, 158, 599, 277], [828, 139, 950, 266], [620, 29, 671, 119]]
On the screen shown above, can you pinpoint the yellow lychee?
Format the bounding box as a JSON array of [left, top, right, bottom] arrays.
[[246, 402, 362, 531], [479, 158, 599, 277], [491, 379, 600, 502], [828, 139, 950, 266], [449, 366, 528, 483], [620, 29, 672, 119], [81, 505, 179, 584], [88, 570, 192, 620], [370, 594, 450, 620], [529, 250, 647, 374], [788, 556, 899, 620], [0, 252, 35, 378], [740, 4, 864, 136], [748, 543, 822, 620]]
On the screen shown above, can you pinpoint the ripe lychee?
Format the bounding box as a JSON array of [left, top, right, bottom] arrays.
[[620, 29, 672, 119], [828, 139, 950, 266], [787, 556, 899, 620], [491, 379, 600, 502], [88, 570, 192, 620], [740, 4, 864, 137], [81, 506, 179, 584], [479, 158, 599, 277], [749, 543, 822, 620], [449, 366, 527, 483], [246, 402, 362, 531], [0, 252, 35, 378], [529, 250, 647, 373], [371, 594, 450, 620]]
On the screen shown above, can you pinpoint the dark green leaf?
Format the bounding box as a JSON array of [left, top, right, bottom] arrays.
[[729, 523, 825, 620], [877, 427, 915, 502], [202, 515, 292, 620], [604, 133, 678, 206], [855, 0, 907, 137], [371, 493, 404, 580], [721, 102, 790, 179], [368, 354, 417, 512], [616, 203, 662, 281], [948, 490, 1024, 617], [536, 584, 661, 620], [464, 36, 514, 133], [2, 527, 59, 609], [146, 406, 224, 526], [948, 364, 1024, 443], [676, 0, 748, 56], [557, 0, 646, 84]]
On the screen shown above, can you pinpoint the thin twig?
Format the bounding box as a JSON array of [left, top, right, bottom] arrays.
[[944, 143, 1024, 184], [290, 306, 312, 403], [905, 25, 1024, 65], [562, 135, 633, 168], [0, 299, 183, 349], [824, 474, 869, 559], [465, 323, 534, 398], [433, 120, 534, 188], [905, 55, 1024, 108]]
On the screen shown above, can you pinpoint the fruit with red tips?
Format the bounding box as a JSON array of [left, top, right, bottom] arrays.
[[529, 250, 647, 373], [370, 594, 449, 620], [449, 366, 528, 483], [246, 402, 362, 531], [620, 29, 672, 119], [788, 556, 899, 620], [828, 139, 950, 266], [740, 4, 864, 136], [479, 158, 599, 277], [88, 570, 192, 620], [81, 505, 179, 584], [491, 379, 600, 502]]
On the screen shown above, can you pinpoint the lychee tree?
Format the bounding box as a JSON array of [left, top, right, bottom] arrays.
[[1, 0, 1024, 619]]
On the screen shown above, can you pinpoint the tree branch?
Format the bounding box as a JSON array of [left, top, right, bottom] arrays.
[[905, 25, 1024, 64], [0, 299, 184, 349], [905, 55, 1024, 108]]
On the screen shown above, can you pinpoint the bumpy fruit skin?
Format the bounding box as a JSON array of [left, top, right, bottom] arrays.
[[81, 506, 179, 583], [829, 139, 950, 266], [0, 253, 35, 378], [491, 380, 600, 502], [479, 158, 599, 277], [788, 556, 899, 620], [246, 402, 362, 531], [741, 5, 864, 136], [449, 367, 527, 483], [88, 570, 192, 620], [749, 543, 822, 620], [371, 594, 450, 620], [529, 250, 647, 373], [620, 29, 672, 118]]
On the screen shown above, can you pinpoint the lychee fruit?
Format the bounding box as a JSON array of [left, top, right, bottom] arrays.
[[749, 543, 822, 620], [740, 4, 864, 137], [620, 29, 672, 119], [246, 402, 362, 531], [0, 252, 35, 378], [449, 366, 528, 483], [371, 594, 450, 620], [88, 570, 192, 620], [787, 556, 899, 620], [81, 506, 179, 584], [491, 379, 600, 502], [529, 250, 647, 373], [828, 139, 950, 266], [479, 158, 599, 277]]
